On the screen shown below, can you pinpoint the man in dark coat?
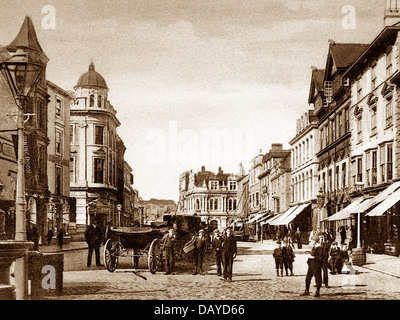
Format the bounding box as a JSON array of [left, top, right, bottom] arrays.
[[222, 227, 237, 282], [85, 218, 104, 267], [192, 229, 207, 275], [294, 227, 302, 249], [212, 229, 224, 276], [161, 228, 176, 274], [301, 236, 324, 297], [319, 232, 330, 288]]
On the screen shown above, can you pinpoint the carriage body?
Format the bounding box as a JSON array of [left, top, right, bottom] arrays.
[[103, 215, 202, 273]]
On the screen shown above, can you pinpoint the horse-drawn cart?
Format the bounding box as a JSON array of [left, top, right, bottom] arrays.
[[103, 227, 164, 273], [103, 214, 202, 274]]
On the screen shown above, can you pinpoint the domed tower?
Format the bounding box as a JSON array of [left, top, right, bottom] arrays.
[[70, 61, 121, 233]]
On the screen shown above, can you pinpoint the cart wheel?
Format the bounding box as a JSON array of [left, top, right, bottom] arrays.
[[104, 238, 121, 272], [148, 239, 162, 274], [132, 249, 139, 269]]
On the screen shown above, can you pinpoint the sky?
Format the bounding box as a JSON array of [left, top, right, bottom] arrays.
[[0, 0, 386, 201]]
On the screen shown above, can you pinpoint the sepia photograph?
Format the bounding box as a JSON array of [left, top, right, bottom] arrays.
[[0, 0, 399, 309]]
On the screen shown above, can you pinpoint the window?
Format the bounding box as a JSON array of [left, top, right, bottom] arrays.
[[324, 81, 333, 106], [335, 166, 340, 190], [357, 116, 362, 143], [94, 158, 105, 183], [229, 181, 237, 191], [342, 163, 347, 188], [338, 112, 343, 137], [345, 107, 350, 133], [387, 144, 393, 181], [386, 49, 393, 78], [366, 152, 371, 187], [380, 145, 386, 183], [70, 157, 76, 183], [255, 192, 259, 206], [372, 150, 377, 185], [55, 166, 62, 196], [90, 95, 95, 107], [98, 95, 102, 108], [55, 130, 63, 155], [56, 97, 62, 117], [371, 106, 377, 136], [371, 62, 377, 90], [325, 124, 329, 146], [357, 157, 363, 183], [386, 98, 393, 127], [94, 126, 104, 145], [210, 180, 219, 190]]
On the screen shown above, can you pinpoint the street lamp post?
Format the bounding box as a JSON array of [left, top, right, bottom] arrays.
[[0, 48, 44, 299]]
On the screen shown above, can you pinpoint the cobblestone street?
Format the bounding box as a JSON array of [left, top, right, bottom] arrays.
[[40, 240, 400, 300]]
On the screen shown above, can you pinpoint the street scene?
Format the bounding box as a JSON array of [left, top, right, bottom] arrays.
[[2, 0, 400, 305], [36, 239, 400, 301]]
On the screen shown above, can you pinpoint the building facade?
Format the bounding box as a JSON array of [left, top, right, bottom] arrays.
[[314, 41, 368, 229], [178, 166, 240, 230], [47, 81, 74, 236], [289, 109, 319, 230], [70, 61, 121, 233]]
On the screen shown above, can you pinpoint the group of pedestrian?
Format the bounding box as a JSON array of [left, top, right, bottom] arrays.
[[27, 224, 65, 251], [300, 230, 349, 297], [211, 227, 237, 282], [272, 240, 296, 277], [161, 226, 237, 282]]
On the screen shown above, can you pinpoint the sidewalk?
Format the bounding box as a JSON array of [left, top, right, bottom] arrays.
[[38, 241, 88, 253], [251, 239, 400, 278], [362, 253, 400, 278]]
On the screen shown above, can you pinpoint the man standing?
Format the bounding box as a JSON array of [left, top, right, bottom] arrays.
[[161, 228, 176, 274], [85, 218, 104, 267], [222, 227, 237, 282], [212, 229, 223, 276], [300, 236, 324, 297], [192, 229, 207, 275], [294, 227, 302, 249], [319, 232, 330, 288]]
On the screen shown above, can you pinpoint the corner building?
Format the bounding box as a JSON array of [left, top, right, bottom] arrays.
[[70, 61, 121, 233]]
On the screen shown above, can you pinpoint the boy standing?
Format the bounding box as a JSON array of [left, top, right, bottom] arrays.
[[273, 241, 284, 277]]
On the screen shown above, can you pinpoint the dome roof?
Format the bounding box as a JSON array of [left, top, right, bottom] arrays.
[[75, 61, 108, 89]]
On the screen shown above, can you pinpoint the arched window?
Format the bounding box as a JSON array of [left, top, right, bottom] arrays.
[[98, 95, 102, 108], [90, 94, 95, 107]]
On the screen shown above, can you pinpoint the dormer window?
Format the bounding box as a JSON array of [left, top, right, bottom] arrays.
[[210, 180, 219, 190]]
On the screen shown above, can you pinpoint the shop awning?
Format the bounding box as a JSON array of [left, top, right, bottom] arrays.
[[324, 181, 400, 221], [366, 187, 400, 217], [262, 213, 283, 225], [247, 212, 269, 224], [278, 203, 311, 226], [323, 198, 364, 221], [268, 206, 298, 226], [258, 214, 273, 223]]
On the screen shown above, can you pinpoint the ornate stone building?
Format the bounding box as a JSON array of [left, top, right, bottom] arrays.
[[178, 166, 240, 230], [70, 61, 121, 233]]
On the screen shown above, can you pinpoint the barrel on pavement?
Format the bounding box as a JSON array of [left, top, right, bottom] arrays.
[[27, 251, 64, 298], [351, 248, 366, 266]]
